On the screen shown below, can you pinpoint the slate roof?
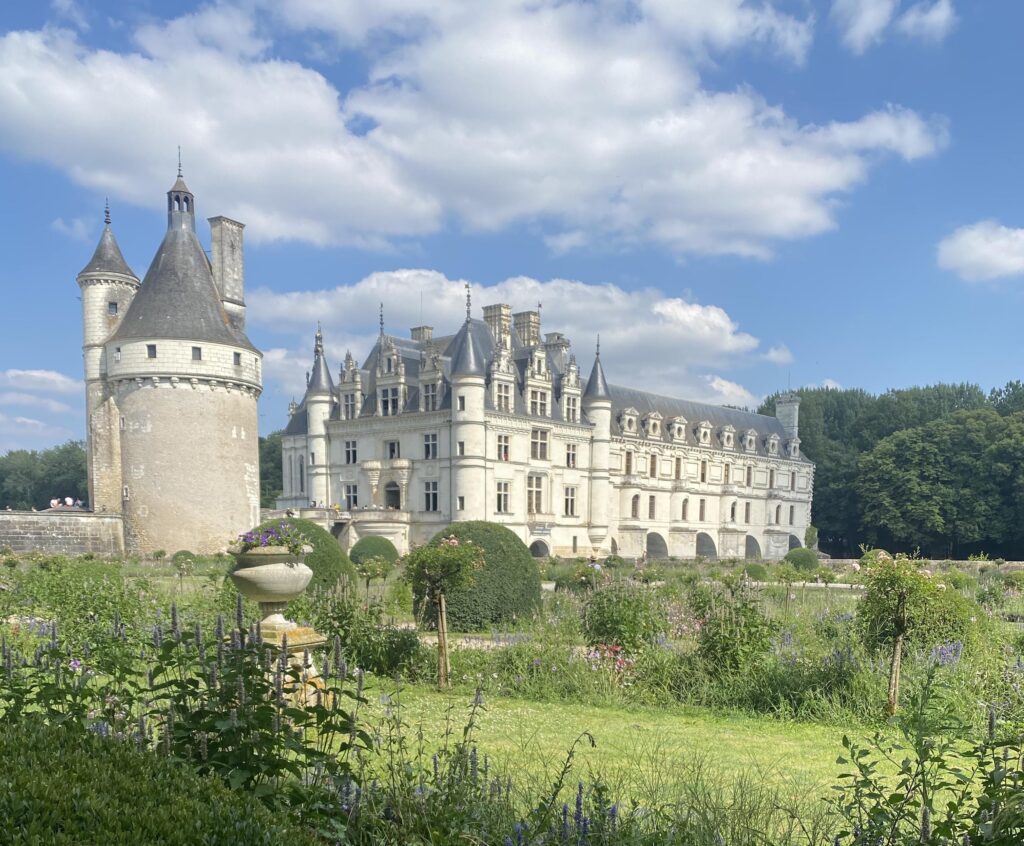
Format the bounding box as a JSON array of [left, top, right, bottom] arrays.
[[583, 354, 610, 400], [79, 224, 137, 280], [447, 319, 491, 376]]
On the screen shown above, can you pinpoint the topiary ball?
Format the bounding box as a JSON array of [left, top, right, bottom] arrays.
[[350, 536, 400, 566], [251, 517, 355, 592], [743, 562, 768, 581], [784, 547, 819, 573], [417, 521, 542, 631]]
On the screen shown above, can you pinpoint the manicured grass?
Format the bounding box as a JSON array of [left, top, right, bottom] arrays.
[[364, 682, 850, 803]]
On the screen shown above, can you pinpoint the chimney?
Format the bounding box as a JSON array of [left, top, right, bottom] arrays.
[[209, 216, 246, 331], [483, 303, 512, 348], [544, 332, 570, 372], [775, 392, 800, 440], [513, 310, 540, 347], [411, 326, 433, 342]]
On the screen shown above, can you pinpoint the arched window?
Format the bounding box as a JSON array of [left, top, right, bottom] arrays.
[[775, 504, 782, 524], [681, 498, 689, 520], [631, 494, 640, 519], [729, 501, 737, 522]]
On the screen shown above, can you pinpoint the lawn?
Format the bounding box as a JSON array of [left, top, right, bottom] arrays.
[[363, 682, 850, 804]]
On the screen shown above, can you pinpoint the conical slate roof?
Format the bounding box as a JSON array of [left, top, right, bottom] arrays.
[[110, 222, 257, 351], [448, 319, 486, 376], [583, 352, 610, 400], [305, 326, 334, 395], [78, 224, 137, 280]]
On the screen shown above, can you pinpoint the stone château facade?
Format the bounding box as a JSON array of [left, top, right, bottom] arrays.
[[278, 294, 812, 560], [77, 171, 262, 554]]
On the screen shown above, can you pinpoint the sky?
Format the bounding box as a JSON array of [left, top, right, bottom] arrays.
[[2, 0, 1023, 452]]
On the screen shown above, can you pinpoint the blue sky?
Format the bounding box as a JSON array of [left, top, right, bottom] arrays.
[[2, 0, 1023, 452]]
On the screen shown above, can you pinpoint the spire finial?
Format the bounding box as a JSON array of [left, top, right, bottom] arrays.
[[596, 334, 601, 358], [104, 197, 110, 226], [177, 146, 183, 178], [465, 283, 472, 322], [379, 303, 385, 337], [314, 322, 324, 355]]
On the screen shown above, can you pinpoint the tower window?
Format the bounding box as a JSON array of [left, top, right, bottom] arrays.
[[648, 495, 656, 519], [497, 434, 510, 462], [107, 301, 118, 316], [192, 346, 202, 361], [682, 498, 689, 520], [147, 344, 157, 359], [631, 494, 640, 519], [564, 486, 577, 517], [234, 352, 242, 366], [424, 481, 439, 512], [457, 441, 465, 456], [457, 496, 465, 511], [458, 395, 466, 411], [114, 347, 121, 362]]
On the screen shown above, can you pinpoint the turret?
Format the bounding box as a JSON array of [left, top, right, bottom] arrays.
[[583, 338, 612, 551], [448, 286, 487, 520], [776, 392, 800, 440], [77, 202, 140, 513], [303, 324, 334, 508]]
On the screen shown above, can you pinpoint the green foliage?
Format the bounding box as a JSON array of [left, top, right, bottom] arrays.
[[417, 522, 543, 631], [349, 536, 399, 565], [258, 430, 284, 508], [804, 525, 818, 549], [253, 516, 355, 591], [692, 580, 777, 675], [0, 720, 318, 846], [784, 547, 819, 573], [0, 440, 87, 510], [743, 562, 768, 581], [151, 549, 167, 560], [171, 550, 195, 565], [581, 584, 668, 652]]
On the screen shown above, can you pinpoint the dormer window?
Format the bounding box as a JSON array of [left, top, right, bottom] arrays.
[[744, 430, 757, 453], [107, 301, 118, 316], [787, 438, 801, 459], [767, 434, 780, 456], [643, 412, 662, 439], [721, 425, 735, 449], [697, 421, 712, 445], [668, 416, 687, 442], [620, 407, 639, 436]]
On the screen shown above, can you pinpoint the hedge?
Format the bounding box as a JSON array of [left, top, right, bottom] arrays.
[[350, 536, 400, 566], [0, 721, 318, 846], [253, 517, 355, 591], [417, 521, 542, 631]]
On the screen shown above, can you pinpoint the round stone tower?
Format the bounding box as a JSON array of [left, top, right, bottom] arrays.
[[103, 170, 262, 554], [448, 293, 488, 521], [582, 340, 611, 552]]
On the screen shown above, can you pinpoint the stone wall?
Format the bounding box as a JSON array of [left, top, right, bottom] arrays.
[[0, 511, 125, 557]]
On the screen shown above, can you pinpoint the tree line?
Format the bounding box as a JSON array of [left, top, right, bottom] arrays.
[[761, 381, 1024, 559]]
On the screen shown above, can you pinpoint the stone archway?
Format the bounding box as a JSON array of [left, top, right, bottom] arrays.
[[529, 540, 549, 558], [646, 531, 668, 560], [384, 481, 401, 509], [745, 535, 762, 560], [788, 534, 802, 550], [696, 532, 717, 560]]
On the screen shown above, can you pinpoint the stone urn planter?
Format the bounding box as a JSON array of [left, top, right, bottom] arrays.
[[228, 544, 313, 638]]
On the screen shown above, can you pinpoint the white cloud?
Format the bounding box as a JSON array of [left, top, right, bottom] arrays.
[[831, 0, 899, 53], [51, 216, 92, 241], [249, 268, 779, 408], [0, 369, 82, 395], [821, 378, 843, 389], [50, 0, 89, 31], [763, 344, 794, 365], [0, 393, 73, 414], [937, 220, 1024, 282], [895, 0, 958, 44], [0, 4, 947, 258], [0, 411, 75, 453]]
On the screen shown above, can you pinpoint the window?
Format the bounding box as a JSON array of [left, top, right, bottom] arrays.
[[527, 476, 543, 514], [744, 502, 751, 523], [565, 395, 578, 423], [682, 498, 689, 520], [530, 429, 549, 460], [648, 495, 656, 519], [496, 382, 512, 412], [122, 485, 129, 500], [386, 440, 400, 459], [496, 481, 510, 514], [147, 344, 157, 359], [457, 441, 465, 456], [107, 301, 118, 316], [566, 443, 577, 468], [457, 496, 465, 511], [729, 501, 737, 522], [625, 451, 633, 475], [424, 481, 439, 512], [423, 383, 438, 411], [649, 455, 658, 478], [458, 395, 466, 411], [769, 469, 776, 488], [192, 346, 202, 361], [746, 466, 753, 487], [699, 460, 707, 483], [119, 415, 126, 430], [564, 486, 577, 517], [699, 498, 706, 521], [298, 459, 304, 493], [789, 505, 795, 525], [385, 357, 393, 374], [114, 347, 121, 362], [497, 434, 510, 462], [572, 536, 578, 554], [344, 484, 358, 509], [344, 441, 357, 464], [631, 494, 640, 519], [424, 433, 438, 459], [344, 394, 357, 420], [674, 457, 682, 480], [310, 452, 315, 465], [381, 387, 399, 416], [775, 504, 782, 524], [791, 471, 797, 490], [530, 390, 548, 416], [724, 463, 730, 484], [234, 352, 242, 366]]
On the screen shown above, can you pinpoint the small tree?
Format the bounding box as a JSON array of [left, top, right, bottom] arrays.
[[404, 536, 483, 689], [353, 555, 394, 606], [858, 552, 937, 715]]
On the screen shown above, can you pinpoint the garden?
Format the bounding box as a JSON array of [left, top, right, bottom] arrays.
[[1, 520, 1023, 844]]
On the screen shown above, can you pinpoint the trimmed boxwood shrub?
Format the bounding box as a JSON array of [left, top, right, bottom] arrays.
[[171, 549, 195, 565], [253, 517, 356, 591], [0, 721, 318, 846], [417, 521, 542, 631], [350, 536, 400, 566], [784, 547, 819, 573], [743, 562, 768, 581]]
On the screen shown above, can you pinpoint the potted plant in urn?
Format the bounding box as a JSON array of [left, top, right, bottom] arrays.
[[228, 521, 315, 640]]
